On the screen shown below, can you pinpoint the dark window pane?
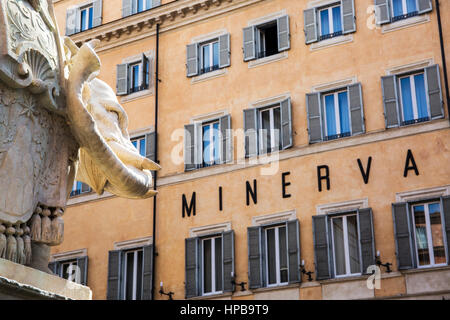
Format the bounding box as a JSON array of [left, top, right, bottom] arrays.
[[278, 226, 288, 283], [347, 215, 360, 274], [203, 239, 212, 294], [215, 237, 222, 292], [429, 203, 446, 265], [333, 217, 346, 276], [414, 205, 430, 266], [125, 252, 134, 299], [267, 228, 276, 285], [136, 250, 143, 300], [273, 107, 281, 151]]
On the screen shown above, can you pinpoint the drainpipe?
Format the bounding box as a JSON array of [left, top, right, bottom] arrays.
[[151, 23, 160, 300], [435, 0, 450, 121]]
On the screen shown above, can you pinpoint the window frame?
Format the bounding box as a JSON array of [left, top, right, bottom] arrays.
[[70, 181, 91, 197], [321, 88, 352, 141], [318, 2, 343, 41], [200, 235, 223, 296], [59, 259, 78, 282], [79, 4, 94, 32], [131, 135, 146, 157], [122, 248, 144, 301], [390, 0, 419, 22], [264, 224, 289, 287], [199, 39, 220, 75], [254, 20, 279, 60], [257, 104, 282, 155], [201, 120, 220, 168], [131, 0, 151, 14]]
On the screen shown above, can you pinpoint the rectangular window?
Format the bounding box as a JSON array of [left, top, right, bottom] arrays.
[[258, 105, 282, 154], [319, 4, 343, 40], [60, 260, 79, 282], [391, 0, 418, 21], [131, 0, 151, 14], [265, 225, 288, 286], [256, 22, 279, 59], [49, 256, 88, 286], [80, 5, 93, 32], [70, 181, 91, 197], [131, 136, 146, 157], [323, 90, 351, 140], [200, 41, 220, 75], [412, 202, 447, 267], [202, 121, 220, 167], [331, 214, 361, 277], [398, 72, 429, 125], [123, 249, 143, 300], [202, 236, 223, 295]]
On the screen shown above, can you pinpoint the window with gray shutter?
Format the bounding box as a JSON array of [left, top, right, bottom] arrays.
[[186, 43, 199, 77], [151, 0, 161, 8], [441, 196, 450, 266], [76, 256, 89, 286], [142, 245, 153, 300], [348, 83, 365, 135], [357, 208, 375, 274], [244, 108, 258, 158], [48, 261, 59, 275], [417, 0, 433, 14], [92, 0, 103, 27], [381, 75, 400, 128], [66, 8, 77, 36], [374, 0, 391, 25], [392, 203, 415, 270], [277, 15, 290, 52], [145, 132, 156, 162], [107, 250, 122, 300], [286, 220, 301, 284], [342, 0, 356, 34], [219, 34, 231, 68], [219, 115, 232, 164], [243, 26, 256, 62], [185, 237, 199, 298], [425, 64, 444, 120], [312, 215, 331, 280], [116, 63, 128, 96], [184, 124, 196, 171], [222, 231, 235, 292], [280, 98, 293, 150], [304, 8, 318, 44], [247, 226, 263, 289], [122, 0, 132, 17], [306, 93, 323, 143]]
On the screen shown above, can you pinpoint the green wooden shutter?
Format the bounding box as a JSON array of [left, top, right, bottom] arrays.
[[441, 196, 450, 266], [76, 256, 88, 286], [145, 132, 156, 162], [342, 0, 356, 34], [247, 226, 262, 289], [66, 8, 77, 36], [425, 65, 444, 120], [122, 0, 132, 17], [185, 237, 199, 298], [392, 203, 416, 270], [381, 75, 400, 128], [374, 0, 391, 25], [116, 63, 128, 96], [222, 231, 235, 293], [280, 98, 293, 150], [142, 245, 153, 300], [92, 0, 102, 27], [219, 33, 231, 68], [348, 83, 365, 136], [186, 43, 199, 77], [312, 215, 331, 280], [219, 114, 232, 164], [184, 124, 196, 171], [304, 8, 318, 44], [306, 93, 323, 143], [277, 15, 290, 52], [107, 250, 122, 300], [417, 0, 433, 14], [357, 208, 375, 274], [243, 26, 256, 61], [244, 108, 258, 158], [287, 220, 301, 284]]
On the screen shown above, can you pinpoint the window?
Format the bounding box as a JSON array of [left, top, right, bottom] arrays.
[[265, 225, 289, 286], [48, 256, 88, 286], [259, 105, 282, 154], [70, 181, 91, 197], [80, 5, 93, 32], [201, 236, 223, 295], [374, 0, 433, 25], [306, 83, 364, 144], [398, 72, 429, 125], [392, 197, 450, 270], [66, 0, 102, 35], [123, 249, 143, 300], [202, 121, 220, 167], [116, 54, 150, 96], [131, 136, 146, 157], [391, 0, 418, 21], [256, 22, 279, 59], [319, 4, 343, 40], [200, 41, 220, 75], [122, 0, 160, 17]]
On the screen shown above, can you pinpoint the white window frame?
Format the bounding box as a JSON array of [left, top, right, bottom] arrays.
[[258, 105, 281, 154], [255, 21, 278, 59], [391, 0, 418, 17], [330, 213, 361, 278], [79, 4, 93, 32], [264, 224, 289, 287], [411, 201, 448, 268], [131, 135, 146, 157], [201, 235, 223, 296], [200, 40, 219, 74], [201, 120, 220, 167], [322, 89, 349, 138], [60, 260, 79, 282], [398, 72, 430, 123], [318, 3, 342, 37], [128, 62, 140, 93], [132, 0, 151, 14], [122, 248, 143, 301]]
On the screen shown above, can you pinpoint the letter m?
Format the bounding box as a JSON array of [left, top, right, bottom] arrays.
[[182, 192, 196, 218]]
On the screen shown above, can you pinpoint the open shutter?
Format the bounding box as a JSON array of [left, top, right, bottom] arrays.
[[277, 15, 290, 52], [280, 98, 293, 150], [357, 208, 375, 274], [66, 7, 77, 35], [219, 33, 231, 68], [151, 0, 161, 8], [186, 43, 199, 77], [312, 215, 331, 280], [244, 108, 258, 158], [392, 203, 416, 270], [374, 0, 391, 25], [248, 226, 263, 289], [185, 237, 199, 298], [222, 231, 235, 293], [417, 0, 433, 14], [145, 132, 156, 162], [122, 0, 132, 17], [348, 83, 365, 135], [92, 0, 102, 27], [116, 63, 128, 96], [381, 75, 400, 128], [342, 0, 356, 34], [48, 261, 59, 275], [106, 250, 122, 300], [425, 64, 444, 120], [138, 54, 148, 89], [306, 93, 323, 143], [243, 26, 256, 62], [219, 115, 232, 164], [142, 245, 153, 300], [441, 196, 450, 266], [76, 256, 88, 286], [287, 220, 301, 284], [304, 8, 318, 44], [184, 124, 196, 171]]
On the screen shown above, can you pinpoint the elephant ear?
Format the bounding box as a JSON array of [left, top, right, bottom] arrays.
[[76, 148, 108, 195]]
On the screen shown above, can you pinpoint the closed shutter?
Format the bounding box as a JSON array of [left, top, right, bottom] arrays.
[[243, 26, 256, 61], [151, 0, 161, 8], [280, 98, 293, 150], [185, 237, 199, 298], [219, 33, 231, 68], [48, 261, 59, 275], [145, 132, 156, 162], [312, 215, 331, 280], [106, 250, 122, 300], [247, 226, 262, 289], [425, 65, 444, 120], [244, 108, 258, 158], [219, 115, 232, 164], [286, 220, 301, 284], [348, 83, 365, 135], [186, 43, 199, 77], [304, 8, 318, 44], [381, 75, 400, 128], [122, 0, 132, 17], [357, 208, 375, 274], [76, 256, 88, 286], [116, 63, 128, 96], [306, 93, 323, 143], [142, 245, 153, 300], [92, 0, 102, 27], [417, 0, 433, 14], [222, 231, 235, 292], [342, 0, 356, 34], [392, 203, 415, 270], [374, 0, 391, 25], [441, 196, 450, 266], [66, 8, 77, 35], [184, 124, 196, 171], [277, 15, 290, 52]]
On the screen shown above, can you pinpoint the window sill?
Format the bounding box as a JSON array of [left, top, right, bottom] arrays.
[[310, 34, 353, 52], [251, 282, 300, 294], [191, 68, 228, 84], [248, 51, 288, 69], [120, 88, 154, 103], [381, 14, 430, 34], [188, 292, 232, 300], [400, 265, 450, 275]]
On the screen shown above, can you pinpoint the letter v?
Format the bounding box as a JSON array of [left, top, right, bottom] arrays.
[[357, 157, 372, 184]]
